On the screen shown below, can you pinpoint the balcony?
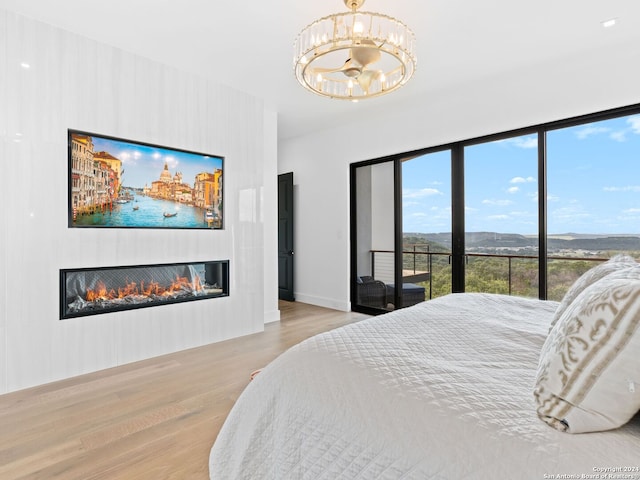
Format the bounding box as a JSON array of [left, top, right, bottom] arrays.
[[365, 247, 610, 305]]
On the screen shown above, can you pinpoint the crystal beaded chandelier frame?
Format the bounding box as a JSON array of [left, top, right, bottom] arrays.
[[293, 0, 417, 100]]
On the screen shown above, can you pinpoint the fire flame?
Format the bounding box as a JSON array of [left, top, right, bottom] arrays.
[[85, 275, 203, 302]]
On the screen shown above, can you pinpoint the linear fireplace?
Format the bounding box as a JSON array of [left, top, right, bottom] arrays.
[[60, 260, 229, 319]]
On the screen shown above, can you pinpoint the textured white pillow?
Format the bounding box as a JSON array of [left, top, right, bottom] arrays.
[[534, 273, 640, 433], [549, 254, 636, 331]]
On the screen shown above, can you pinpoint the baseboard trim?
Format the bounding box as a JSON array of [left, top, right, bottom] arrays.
[[264, 309, 281, 324], [292, 293, 350, 312]]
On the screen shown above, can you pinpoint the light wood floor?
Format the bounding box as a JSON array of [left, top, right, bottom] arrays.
[[0, 301, 369, 480]]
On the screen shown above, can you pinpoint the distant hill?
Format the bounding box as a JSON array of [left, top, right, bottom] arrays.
[[403, 234, 449, 251], [549, 236, 640, 251], [404, 232, 640, 252]]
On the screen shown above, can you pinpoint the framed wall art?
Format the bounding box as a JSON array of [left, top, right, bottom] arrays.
[[68, 130, 224, 229]]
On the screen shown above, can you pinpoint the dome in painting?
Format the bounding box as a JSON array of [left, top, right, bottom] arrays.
[[160, 162, 172, 183]]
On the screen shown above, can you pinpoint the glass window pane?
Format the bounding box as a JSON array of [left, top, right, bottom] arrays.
[[464, 135, 539, 297], [546, 114, 640, 300], [402, 150, 452, 302], [353, 162, 395, 311]]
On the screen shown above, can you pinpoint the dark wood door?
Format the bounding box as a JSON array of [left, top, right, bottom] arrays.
[[278, 172, 295, 301]]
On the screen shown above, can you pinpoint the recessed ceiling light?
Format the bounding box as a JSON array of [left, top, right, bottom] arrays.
[[601, 18, 617, 28], [20, 62, 30, 69]]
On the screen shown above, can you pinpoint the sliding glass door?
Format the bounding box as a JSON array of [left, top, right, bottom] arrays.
[[352, 161, 396, 312], [350, 103, 640, 313], [351, 150, 451, 313]]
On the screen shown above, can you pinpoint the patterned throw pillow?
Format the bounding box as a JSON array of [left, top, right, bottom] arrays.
[[549, 254, 636, 331], [534, 272, 640, 433]]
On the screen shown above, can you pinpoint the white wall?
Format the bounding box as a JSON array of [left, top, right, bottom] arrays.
[[263, 109, 280, 324], [0, 10, 278, 394], [279, 38, 640, 311]]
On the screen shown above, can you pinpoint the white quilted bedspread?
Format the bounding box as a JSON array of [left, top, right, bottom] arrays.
[[209, 293, 640, 479]]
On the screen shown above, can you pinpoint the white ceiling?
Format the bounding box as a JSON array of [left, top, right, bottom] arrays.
[[1, 0, 638, 140]]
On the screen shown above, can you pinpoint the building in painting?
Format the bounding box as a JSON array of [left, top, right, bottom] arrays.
[[70, 135, 120, 212], [94, 160, 117, 207], [150, 162, 192, 202], [70, 134, 95, 210], [159, 162, 172, 184], [194, 169, 222, 213], [93, 151, 122, 202], [149, 161, 206, 204]]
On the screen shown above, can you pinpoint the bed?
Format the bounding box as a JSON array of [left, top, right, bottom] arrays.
[[210, 261, 640, 479]]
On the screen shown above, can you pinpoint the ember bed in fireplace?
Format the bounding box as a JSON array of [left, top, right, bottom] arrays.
[[60, 260, 229, 319]]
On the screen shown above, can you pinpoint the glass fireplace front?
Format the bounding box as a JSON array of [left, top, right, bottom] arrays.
[[60, 260, 229, 319]]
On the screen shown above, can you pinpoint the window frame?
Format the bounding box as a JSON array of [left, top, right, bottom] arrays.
[[350, 103, 640, 313]]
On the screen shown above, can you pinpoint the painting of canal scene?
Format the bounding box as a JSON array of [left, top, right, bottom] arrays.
[[68, 130, 223, 229]]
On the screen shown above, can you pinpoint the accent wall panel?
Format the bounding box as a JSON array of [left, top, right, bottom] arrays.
[[0, 8, 273, 394]]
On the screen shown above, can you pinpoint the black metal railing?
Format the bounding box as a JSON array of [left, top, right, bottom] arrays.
[[368, 248, 610, 301]]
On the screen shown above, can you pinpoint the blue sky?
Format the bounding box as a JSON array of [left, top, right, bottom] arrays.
[[402, 114, 640, 235], [90, 136, 223, 189]]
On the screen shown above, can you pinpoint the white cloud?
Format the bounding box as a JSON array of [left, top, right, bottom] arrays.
[[610, 130, 627, 142], [628, 115, 640, 134], [510, 176, 536, 184], [507, 186, 519, 194], [617, 208, 640, 224], [604, 185, 640, 192], [551, 205, 591, 223], [403, 188, 443, 199], [509, 210, 533, 218], [606, 115, 640, 142], [501, 136, 538, 149], [575, 125, 610, 139], [487, 214, 509, 221], [482, 199, 513, 206]]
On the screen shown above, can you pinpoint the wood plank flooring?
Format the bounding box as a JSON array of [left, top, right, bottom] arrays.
[[0, 301, 369, 480]]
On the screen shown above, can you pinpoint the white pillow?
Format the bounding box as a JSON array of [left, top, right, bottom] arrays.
[[534, 272, 640, 433], [549, 254, 636, 331]]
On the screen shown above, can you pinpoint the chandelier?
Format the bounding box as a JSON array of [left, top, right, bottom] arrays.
[[293, 0, 417, 101]]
